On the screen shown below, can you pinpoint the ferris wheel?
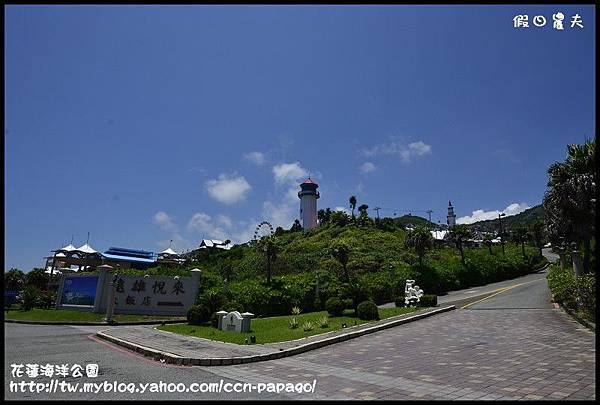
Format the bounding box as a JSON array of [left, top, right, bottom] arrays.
[[253, 221, 274, 240]]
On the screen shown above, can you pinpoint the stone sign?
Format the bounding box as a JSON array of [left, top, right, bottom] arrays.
[[216, 310, 253, 333], [56, 267, 201, 316]]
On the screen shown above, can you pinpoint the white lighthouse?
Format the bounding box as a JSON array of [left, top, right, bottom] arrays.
[[298, 178, 320, 229], [447, 200, 457, 227]]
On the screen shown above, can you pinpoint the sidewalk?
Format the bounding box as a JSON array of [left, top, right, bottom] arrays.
[[96, 305, 455, 366]]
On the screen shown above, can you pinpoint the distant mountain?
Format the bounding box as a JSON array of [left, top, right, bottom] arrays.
[[467, 204, 544, 232]]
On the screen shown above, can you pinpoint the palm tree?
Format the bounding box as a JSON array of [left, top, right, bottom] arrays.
[[331, 239, 351, 282], [404, 226, 434, 266], [543, 139, 595, 273], [447, 225, 472, 265], [349, 196, 357, 219], [511, 226, 529, 258]]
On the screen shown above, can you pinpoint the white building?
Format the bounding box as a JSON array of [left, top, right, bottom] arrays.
[[298, 178, 319, 229], [198, 239, 233, 250]]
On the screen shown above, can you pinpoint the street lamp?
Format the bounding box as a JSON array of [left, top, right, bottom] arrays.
[[498, 213, 506, 255]]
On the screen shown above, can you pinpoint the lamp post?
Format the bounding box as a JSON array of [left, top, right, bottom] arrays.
[[498, 213, 506, 255]]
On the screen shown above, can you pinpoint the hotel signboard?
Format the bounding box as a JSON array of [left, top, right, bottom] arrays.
[[56, 268, 201, 316]]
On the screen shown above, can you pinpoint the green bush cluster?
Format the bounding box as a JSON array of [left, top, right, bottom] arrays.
[[356, 300, 379, 320], [419, 294, 437, 307], [325, 297, 346, 317], [21, 286, 41, 311], [547, 264, 595, 322], [187, 304, 211, 325], [188, 246, 544, 319]]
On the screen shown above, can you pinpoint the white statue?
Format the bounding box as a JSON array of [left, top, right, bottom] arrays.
[[405, 279, 424, 306]]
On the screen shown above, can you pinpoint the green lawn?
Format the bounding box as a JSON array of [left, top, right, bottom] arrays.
[[4, 308, 185, 323], [159, 306, 417, 345]]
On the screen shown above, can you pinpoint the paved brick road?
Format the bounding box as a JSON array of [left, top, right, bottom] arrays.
[[202, 278, 596, 400]]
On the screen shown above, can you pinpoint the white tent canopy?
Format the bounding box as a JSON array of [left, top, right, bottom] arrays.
[[160, 247, 179, 256], [76, 243, 98, 254], [56, 244, 78, 253]]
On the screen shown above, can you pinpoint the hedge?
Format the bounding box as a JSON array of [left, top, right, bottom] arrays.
[[547, 264, 595, 322]]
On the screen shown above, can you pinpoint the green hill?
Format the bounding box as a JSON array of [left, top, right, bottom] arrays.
[[393, 215, 437, 229], [467, 204, 544, 232]]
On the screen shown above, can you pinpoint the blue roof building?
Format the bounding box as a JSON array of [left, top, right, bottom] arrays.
[[102, 247, 157, 269]]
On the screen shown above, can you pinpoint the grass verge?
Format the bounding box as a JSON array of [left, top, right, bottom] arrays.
[[158, 306, 417, 345]]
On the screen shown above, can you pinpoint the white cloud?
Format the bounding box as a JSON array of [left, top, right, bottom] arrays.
[[359, 162, 377, 174], [152, 211, 176, 231], [205, 174, 251, 205], [272, 162, 308, 185], [456, 202, 531, 225], [356, 182, 365, 194], [187, 212, 229, 240], [503, 203, 530, 217], [362, 138, 432, 163], [244, 151, 266, 166], [408, 141, 432, 156], [262, 200, 296, 229], [217, 214, 233, 228], [231, 220, 258, 244]]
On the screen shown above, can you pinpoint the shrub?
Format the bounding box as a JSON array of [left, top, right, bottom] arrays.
[[25, 268, 49, 290], [223, 300, 243, 313], [356, 300, 379, 320], [419, 294, 438, 307], [318, 316, 329, 328], [575, 274, 596, 322], [325, 297, 345, 317], [342, 282, 369, 310], [394, 295, 405, 308], [547, 264, 577, 307], [547, 264, 595, 322], [291, 306, 301, 315], [21, 286, 40, 311], [289, 317, 299, 329], [412, 264, 441, 294], [302, 321, 314, 331], [187, 304, 211, 325], [38, 290, 56, 309], [199, 289, 230, 314], [343, 298, 354, 309]]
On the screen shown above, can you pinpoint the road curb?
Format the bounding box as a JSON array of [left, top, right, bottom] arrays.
[[4, 319, 186, 326], [96, 305, 455, 366], [551, 300, 596, 333]]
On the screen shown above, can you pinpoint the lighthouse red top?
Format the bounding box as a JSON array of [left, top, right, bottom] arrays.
[[301, 178, 317, 185]]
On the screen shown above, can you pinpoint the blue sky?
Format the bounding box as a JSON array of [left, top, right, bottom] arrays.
[[5, 5, 595, 271]]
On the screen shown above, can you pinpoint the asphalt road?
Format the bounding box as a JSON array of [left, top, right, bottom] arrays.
[[4, 254, 594, 400]]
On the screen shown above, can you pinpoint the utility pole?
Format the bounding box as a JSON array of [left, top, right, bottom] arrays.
[[374, 207, 381, 220], [426, 210, 433, 222]]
